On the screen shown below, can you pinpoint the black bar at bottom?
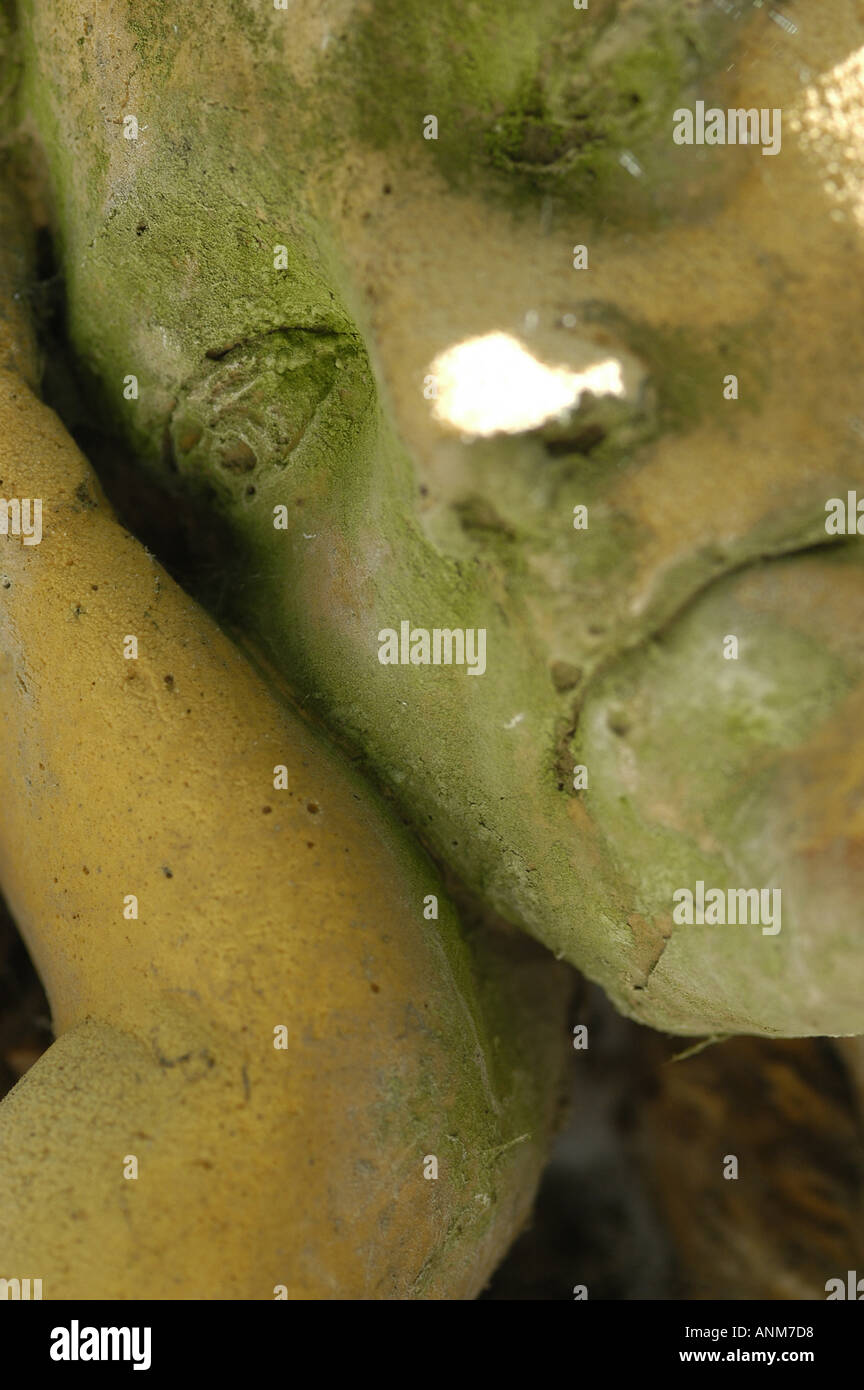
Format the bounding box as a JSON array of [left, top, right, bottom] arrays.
[[6, 1297, 859, 1375]]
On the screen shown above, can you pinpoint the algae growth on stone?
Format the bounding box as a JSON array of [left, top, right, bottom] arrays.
[[8, 0, 864, 1037], [0, 166, 572, 1297]]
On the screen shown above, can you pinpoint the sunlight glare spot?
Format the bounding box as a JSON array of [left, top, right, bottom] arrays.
[[430, 332, 625, 438]]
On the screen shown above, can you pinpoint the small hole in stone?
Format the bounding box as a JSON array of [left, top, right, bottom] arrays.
[[307, 801, 320, 814], [607, 709, 630, 737], [545, 424, 606, 457], [262, 806, 272, 814], [550, 660, 582, 694]]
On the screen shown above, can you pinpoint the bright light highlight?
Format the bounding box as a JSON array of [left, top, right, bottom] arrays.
[[429, 332, 625, 437]]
